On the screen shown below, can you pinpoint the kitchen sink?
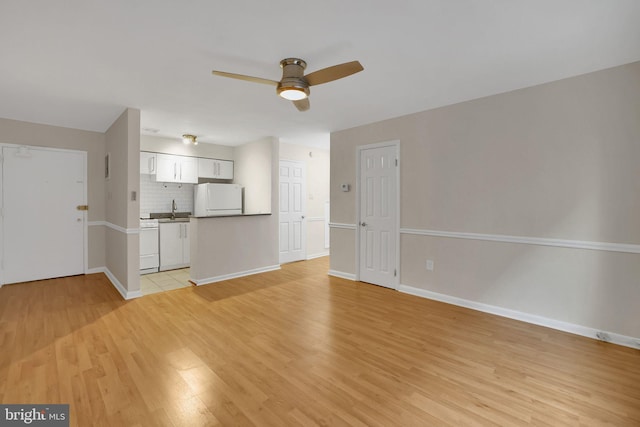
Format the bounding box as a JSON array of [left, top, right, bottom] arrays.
[[157, 217, 190, 223], [149, 212, 191, 222]]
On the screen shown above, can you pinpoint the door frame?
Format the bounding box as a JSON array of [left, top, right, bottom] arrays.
[[0, 143, 88, 286], [278, 158, 307, 264], [355, 140, 400, 288]]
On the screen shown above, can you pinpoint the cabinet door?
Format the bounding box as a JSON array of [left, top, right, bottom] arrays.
[[140, 152, 157, 174], [216, 160, 234, 179], [182, 223, 190, 264], [179, 156, 199, 183], [160, 223, 182, 269], [156, 154, 178, 182], [198, 158, 215, 178], [198, 158, 233, 179]]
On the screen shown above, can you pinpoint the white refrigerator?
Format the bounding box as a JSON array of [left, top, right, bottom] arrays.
[[194, 183, 242, 216]]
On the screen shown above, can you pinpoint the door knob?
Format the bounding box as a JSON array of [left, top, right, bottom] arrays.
[[360, 222, 367, 227], [301, 215, 305, 219]]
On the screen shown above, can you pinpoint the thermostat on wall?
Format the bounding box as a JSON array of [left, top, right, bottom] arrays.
[[341, 183, 350, 192]]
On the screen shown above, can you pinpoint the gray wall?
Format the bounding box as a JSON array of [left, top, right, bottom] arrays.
[[105, 108, 141, 295], [234, 137, 275, 214], [330, 61, 640, 339]]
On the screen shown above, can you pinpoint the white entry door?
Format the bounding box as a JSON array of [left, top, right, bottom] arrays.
[[358, 143, 399, 289], [279, 160, 306, 264], [1, 146, 86, 285]]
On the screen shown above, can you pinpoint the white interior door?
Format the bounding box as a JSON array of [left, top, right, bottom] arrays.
[[279, 160, 306, 264], [358, 143, 399, 289], [1, 146, 86, 285]]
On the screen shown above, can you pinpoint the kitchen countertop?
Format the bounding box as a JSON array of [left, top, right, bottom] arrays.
[[157, 217, 191, 223], [142, 212, 272, 222], [192, 213, 272, 219]]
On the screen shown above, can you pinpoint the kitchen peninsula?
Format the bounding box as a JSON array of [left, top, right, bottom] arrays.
[[141, 134, 280, 287], [189, 213, 278, 285]]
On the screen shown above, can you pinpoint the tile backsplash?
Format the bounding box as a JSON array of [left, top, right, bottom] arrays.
[[140, 174, 194, 218]]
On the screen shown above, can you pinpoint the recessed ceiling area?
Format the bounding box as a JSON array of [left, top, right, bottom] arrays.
[[1, 1, 639, 148]]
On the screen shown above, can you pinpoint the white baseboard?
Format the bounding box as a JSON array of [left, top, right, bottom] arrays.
[[328, 270, 356, 281], [306, 252, 329, 260], [93, 267, 142, 300], [194, 265, 281, 286], [398, 284, 640, 350]]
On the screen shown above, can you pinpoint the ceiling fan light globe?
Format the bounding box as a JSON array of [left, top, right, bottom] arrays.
[[279, 88, 308, 101]]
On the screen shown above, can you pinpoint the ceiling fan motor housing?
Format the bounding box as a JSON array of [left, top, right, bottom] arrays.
[[277, 58, 310, 97]]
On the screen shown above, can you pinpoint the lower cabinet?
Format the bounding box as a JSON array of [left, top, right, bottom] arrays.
[[159, 222, 190, 271]]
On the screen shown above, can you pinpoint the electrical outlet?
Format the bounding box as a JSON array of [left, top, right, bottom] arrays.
[[426, 259, 434, 271]]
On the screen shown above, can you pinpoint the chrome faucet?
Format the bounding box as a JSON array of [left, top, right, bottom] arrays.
[[171, 199, 177, 220]]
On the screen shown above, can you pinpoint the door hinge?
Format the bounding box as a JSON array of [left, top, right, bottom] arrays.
[[394, 269, 397, 277], [395, 158, 398, 166]]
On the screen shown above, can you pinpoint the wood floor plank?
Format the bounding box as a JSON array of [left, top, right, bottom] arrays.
[[1, 256, 639, 426]]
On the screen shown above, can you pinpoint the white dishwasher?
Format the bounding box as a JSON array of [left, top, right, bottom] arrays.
[[140, 219, 159, 274]]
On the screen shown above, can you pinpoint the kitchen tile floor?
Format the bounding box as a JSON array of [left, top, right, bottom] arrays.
[[140, 268, 192, 296]]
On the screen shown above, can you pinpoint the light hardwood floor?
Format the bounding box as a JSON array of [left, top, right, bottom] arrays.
[[1, 257, 639, 426]]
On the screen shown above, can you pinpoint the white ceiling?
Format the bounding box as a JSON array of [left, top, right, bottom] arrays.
[[1, 1, 639, 149]]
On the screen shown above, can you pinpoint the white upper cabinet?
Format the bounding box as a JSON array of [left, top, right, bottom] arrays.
[[198, 158, 234, 179], [180, 156, 199, 183], [155, 154, 198, 183], [217, 160, 234, 179], [142, 151, 233, 182], [140, 151, 157, 174]]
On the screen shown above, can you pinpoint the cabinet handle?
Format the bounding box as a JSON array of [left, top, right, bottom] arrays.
[[184, 224, 188, 239], [174, 163, 177, 179], [149, 157, 155, 173]]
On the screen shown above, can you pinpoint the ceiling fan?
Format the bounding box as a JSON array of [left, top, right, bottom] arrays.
[[211, 58, 364, 112]]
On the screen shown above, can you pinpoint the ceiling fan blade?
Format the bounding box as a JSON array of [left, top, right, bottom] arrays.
[[305, 61, 364, 86], [211, 70, 278, 86], [293, 98, 310, 112]]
